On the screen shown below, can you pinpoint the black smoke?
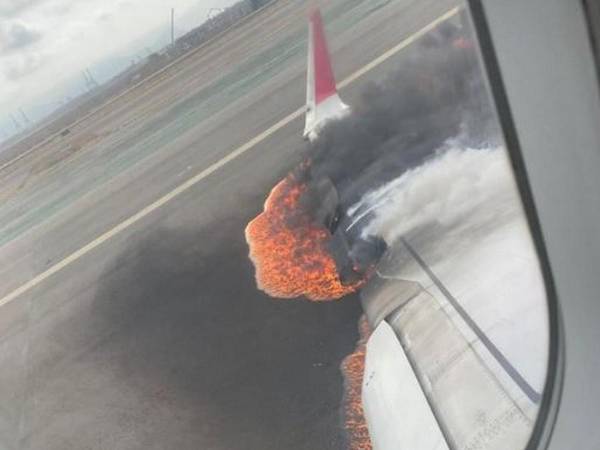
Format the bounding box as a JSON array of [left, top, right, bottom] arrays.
[[85, 221, 363, 450], [302, 20, 499, 212]]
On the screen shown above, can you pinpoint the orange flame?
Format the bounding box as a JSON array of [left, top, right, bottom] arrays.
[[341, 316, 372, 450], [246, 172, 373, 448], [245, 172, 362, 301]]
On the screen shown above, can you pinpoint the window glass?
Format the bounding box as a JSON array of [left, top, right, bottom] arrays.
[[0, 1, 550, 449]]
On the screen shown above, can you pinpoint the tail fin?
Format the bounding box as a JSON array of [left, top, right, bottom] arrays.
[[303, 7, 350, 141]]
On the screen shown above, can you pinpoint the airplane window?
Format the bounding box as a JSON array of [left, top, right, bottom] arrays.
[[0, 1, 550, 449], [353, 6, 551, 450]]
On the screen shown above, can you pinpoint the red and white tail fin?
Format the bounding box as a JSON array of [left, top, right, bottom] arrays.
[[303, 7, 350, 141]]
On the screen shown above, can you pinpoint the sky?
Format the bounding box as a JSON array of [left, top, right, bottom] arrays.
[[0, 0, 237, 141]]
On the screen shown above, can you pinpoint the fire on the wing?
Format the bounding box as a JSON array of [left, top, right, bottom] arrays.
[[245, 170, 373, 448], [245, 171, 363, 301], [341, 316, 373, 450]]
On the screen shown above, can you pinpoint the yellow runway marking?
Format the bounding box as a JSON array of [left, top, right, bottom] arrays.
[[0, 6, 459, 309]]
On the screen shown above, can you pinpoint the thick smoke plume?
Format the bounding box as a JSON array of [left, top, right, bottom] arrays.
[[301, 22, 499, 212], [352, 146, 520, 245], [245, 20, 506, 297]]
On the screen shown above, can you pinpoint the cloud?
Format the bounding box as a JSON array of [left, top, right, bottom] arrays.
[[0, 21, 41, 53], [0, 0, 237, 122], [2, 51, 43, 79], [117, 0, 134, 9], [96, 11, 114, 23], [0, 0, 46, 17]]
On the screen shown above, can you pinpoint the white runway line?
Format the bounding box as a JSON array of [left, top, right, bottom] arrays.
[[0, 7, 459, 309]]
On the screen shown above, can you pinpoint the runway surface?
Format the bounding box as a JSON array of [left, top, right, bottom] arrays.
[[0, 1, 457, 449]]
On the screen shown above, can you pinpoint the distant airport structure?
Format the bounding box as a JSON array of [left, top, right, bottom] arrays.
[[1, 0, 279, 150], [19, 109, 32, 127], [83, 69, 99, 92], [171, 8, 175, 46], [9, 114, 22, 132]]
